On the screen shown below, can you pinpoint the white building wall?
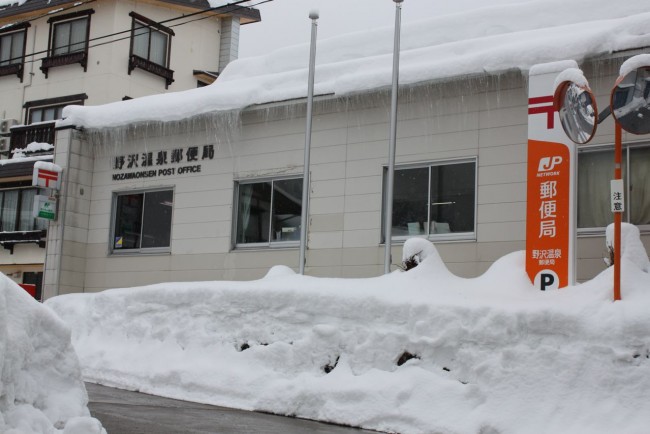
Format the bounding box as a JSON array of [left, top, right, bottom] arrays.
[[54, 58, 650, 295]]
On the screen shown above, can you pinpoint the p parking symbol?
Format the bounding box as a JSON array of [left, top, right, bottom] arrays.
[[534, 270, 559, 291]]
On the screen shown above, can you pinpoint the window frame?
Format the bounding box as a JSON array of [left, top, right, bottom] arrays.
[[232, 175, 304, 249], [381, 157, 478, 243], [577, 141, 650, 236], [24, 93, 88, 124], [40, 9, 94, 78], [0, 186, 48, 233], [0, 23, 30, 82], [128, 12, 175, 89], [109, 187, 175, 255]]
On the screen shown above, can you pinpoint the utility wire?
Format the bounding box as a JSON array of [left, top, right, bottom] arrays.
[[3, 0, 266, 65]]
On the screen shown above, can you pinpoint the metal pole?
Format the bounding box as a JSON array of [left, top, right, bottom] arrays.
[[384, 0, 403, 274], [299, 10, 318, 275], [614, 122, 622, 301]]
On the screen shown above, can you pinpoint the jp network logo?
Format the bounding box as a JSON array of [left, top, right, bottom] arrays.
[[538, 156, 562, 172]]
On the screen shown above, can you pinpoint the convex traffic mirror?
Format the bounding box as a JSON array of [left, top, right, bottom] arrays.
[[554, 70, 598, 144], [611, 61, 650, 135]]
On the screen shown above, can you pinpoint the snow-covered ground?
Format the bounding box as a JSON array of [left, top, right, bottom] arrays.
[[46, 225, 650, 434], [0, 275, 105, 434]]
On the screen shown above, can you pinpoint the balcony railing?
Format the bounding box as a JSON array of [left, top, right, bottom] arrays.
[[0, 63, 23, 81], [129, 55, 175, 89], [9, 122, 56, 153], [40, 51, 88, 78]]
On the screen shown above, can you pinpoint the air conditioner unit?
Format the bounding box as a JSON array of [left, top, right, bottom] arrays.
[[0, 137, 10, 153], [0, 119, 18, 135]]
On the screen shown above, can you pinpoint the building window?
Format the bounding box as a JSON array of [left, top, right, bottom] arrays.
[[0, 188, 48, 232], [382, 159, 477, 241], [41, 10, 94, 78], [111, 189, 174, 253], [0, 23, 29, 81], [24, 94, 88, 124], [234, 177, 303, 246], [128, 12, 174, 88], [578, 144, 650, 231]]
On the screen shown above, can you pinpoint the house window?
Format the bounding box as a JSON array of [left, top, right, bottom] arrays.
[[0, 188, 48, 232], [578, 144, 650, 231], [41, 10, 94, 77], [382, 159, 477, 241], [112, 189, 174, 253], [128, 12, 174, 88], [0, 23, 29, 81], [234, 177, 303, 246], [24, 94, 88, 124]]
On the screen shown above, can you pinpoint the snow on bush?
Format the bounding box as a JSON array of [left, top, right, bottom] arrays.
[[47, 232, 650, 434], [0, 274, 105, 434]]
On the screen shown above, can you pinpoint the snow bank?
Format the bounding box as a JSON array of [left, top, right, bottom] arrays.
[[47, 233, 650, 434], [0, 274, 105, 434], [60, 0, 650, 130]]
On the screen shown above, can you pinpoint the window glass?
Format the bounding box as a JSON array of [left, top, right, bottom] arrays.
[[272, 178, 302, 241], [113, 190, 173, 251], [149, 29, 167, 66], [236, 182, 272, 244], [10, 31, 24, 63], [1, 190, 18, 232], [53, 22, 71, 55], [0, 31, 25, 66], [114, 193, 143, 249], [392, 167, 428, 236], [53, 18, 87, 55], [69, 19, 87, 53], [132, 22, 149, 58], [235, 178, 303, 245], [141, 190, 173, 248], [629, 146, 650, 226], [18, 189, 36, 231], [385, 161, 476, 240], [577, 148, 627, 228], [0, 34, 10, 64], [430, 162, 475, 234]]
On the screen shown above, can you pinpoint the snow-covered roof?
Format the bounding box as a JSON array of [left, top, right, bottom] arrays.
[[61, 0, 650, 130]]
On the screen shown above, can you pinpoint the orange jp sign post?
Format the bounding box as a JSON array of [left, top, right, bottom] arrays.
[[526, 62, 578, 290]]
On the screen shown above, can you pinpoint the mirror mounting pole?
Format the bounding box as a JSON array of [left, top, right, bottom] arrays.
[[597, 106, 612, 124]]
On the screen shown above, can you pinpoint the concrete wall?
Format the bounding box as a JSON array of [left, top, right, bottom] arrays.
[[50, 57, 650, 295]]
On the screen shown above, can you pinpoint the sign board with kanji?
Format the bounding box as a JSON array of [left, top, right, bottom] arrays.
[[526, 61, 578, 290], [610, 179, 625, 213], [32, 162, 63, 190]]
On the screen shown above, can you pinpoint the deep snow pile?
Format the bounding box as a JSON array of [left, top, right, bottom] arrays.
[[46, 225, 650, 434], [0, 274, 105, 434], [60, 0, 650, 129]]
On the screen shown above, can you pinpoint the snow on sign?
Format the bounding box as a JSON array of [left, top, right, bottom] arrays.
[[526, 61, 578, 291], [32, 161, 62, 190]]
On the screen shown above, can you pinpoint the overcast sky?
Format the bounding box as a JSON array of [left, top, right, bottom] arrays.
[[238, 0, 529, 58]]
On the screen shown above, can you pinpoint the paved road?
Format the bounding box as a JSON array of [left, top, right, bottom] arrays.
[[86, 383, 378, 434]]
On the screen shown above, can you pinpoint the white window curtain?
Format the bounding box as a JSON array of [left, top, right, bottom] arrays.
[[629, 147, 650, 226], [53, 22, 71, 55], [10, 32, 24, 64], [577, 150, 617, 228], [133, 22, 149, 58], [18, 189, 35, 231], [1, 190, 18, 232], [150, 29, 167, 66], [69, 19, 87, 53], [0, 34, 11, 65]]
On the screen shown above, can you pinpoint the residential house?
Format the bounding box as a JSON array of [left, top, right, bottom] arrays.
[[0, 0, 260, 298]]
